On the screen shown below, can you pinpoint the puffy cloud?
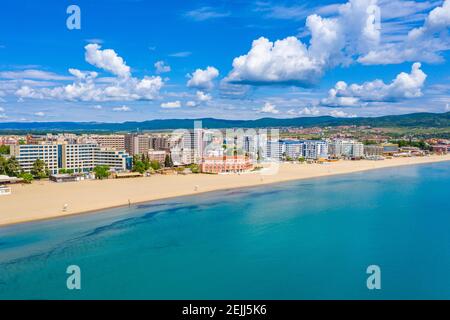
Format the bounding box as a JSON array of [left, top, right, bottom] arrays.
[[299, 106, 321, 116], [226, 0, 381, 87], [34, 111, 45, 117], [113, 105, 131, 112], [196, 90, 212, 102], [287, 106, 321, 116], [154, 61, 171, 74], [186, 101, 197, 107], [408, 0, 450, 40], [68, 68, 98, 80], [446, 103, 450, 112], [15, 45, 164, 102], [187, 66, 219, 90], [85, 43, 131, 78], [259, 102, 279, 114], [226, 37, 324, 87], [321, 63, 427, 107], [360, 0, 450, 64], [330, 109, 357, 118], [161, 101, 181, 108], [0, 107, 4, 112]]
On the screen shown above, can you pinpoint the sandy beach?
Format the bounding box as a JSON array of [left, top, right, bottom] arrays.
[[1, 154, 449, 227]]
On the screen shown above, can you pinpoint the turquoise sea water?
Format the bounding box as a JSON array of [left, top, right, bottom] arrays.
[[1, 162, 450, 299]]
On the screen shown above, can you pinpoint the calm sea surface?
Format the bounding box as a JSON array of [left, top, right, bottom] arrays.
[[1, 162, 450, 299]]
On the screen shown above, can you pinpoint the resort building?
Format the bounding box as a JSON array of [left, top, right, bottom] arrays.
[[431, 145, 449, 154], [381, 143, 400, 155], [329, 140, 364, 159], [11, 143, 132, 174], [148, 150, 167, 164], [266, 140, 283, 160], [125, 134, 150, 155], [303, 140, 328, 160], [10, 144, 60, 174], [94, 148, 133, 172], [149, 136, 171, 151], [62, 143, 97, 172], [364, 145, 383, 157], [283, 140, 304, 159], [200, 155, 254, 174], [86, 135, 125, 150], [266, 140, 329, 161]]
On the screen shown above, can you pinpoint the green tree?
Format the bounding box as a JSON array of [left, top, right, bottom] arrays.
[[150, 160, 160, 171], [298, 157, 306, 163], [132, 161, 146, 174], [164, 154, 173, 168], [19, 172, 34, 184], [93, 165, 110, 179], [0, 155, 6, 175], [189, 163, 200, 173], [5, 156, 21, 177], [0, 145, 10, 155], [31, 159, 49, 179]]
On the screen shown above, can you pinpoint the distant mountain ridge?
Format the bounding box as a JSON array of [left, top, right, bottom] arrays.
[[0, 112, 449, 133]]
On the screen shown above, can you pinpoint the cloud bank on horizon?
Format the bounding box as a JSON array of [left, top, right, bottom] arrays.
[[0, 0, 450, 121]]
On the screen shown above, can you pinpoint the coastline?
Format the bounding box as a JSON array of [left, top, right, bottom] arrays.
[[1, 154, 450, 228]]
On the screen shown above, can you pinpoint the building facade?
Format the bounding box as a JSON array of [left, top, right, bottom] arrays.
[[125, 134, 150, 155], [329, 140, 364, 158], [11, 143, 132, 174], [10, 144, 60, 174], [87, 135, 125, 150], [200, 156, 254, 174]]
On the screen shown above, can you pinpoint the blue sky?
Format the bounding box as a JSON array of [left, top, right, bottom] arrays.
[[0, 0, 450, 122]]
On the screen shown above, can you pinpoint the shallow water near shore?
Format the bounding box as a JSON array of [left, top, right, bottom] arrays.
[[1, 162, 450, 299]]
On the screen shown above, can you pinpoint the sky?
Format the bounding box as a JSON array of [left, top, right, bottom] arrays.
[[0, 0, 450, 122]]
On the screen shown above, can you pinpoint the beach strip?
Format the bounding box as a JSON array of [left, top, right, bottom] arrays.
[[1, 154, 450, 227]]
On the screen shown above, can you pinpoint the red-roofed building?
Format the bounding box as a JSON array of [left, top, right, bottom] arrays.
[[200, 156, 254, 174]]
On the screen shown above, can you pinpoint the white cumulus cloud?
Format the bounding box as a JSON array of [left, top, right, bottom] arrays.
[[196, 90, 212, 102], [161, 101, 181, 108], [330, 109, 357, 118], [259, 102, 280, 114], [154, 61, 171, 74], [321, 62, 427, 107], [359, 0, 450, 64], [113, 105, 131, 112], [15, 44, 164, 102], [85, 43, 131, 78], [187, 66, 219, 90], [226, 0, 381, 87]]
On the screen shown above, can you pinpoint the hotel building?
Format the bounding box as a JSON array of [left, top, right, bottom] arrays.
[[10, 144, 60, 174], [329, 140, 364, 158], [364, 145, 383, 156], [148, 150, 167, 164], [62, 143, 97, 172], [200, 155, 254, 174], [125, 134, 150, 156], [11, 143, 132, 174], [86, 135, 125, 150]]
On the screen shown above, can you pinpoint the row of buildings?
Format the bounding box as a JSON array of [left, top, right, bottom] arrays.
[[4, 130, 448, 176]]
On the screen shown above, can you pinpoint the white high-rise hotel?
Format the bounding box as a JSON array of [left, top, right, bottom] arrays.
[[328, 140, 364, 158], [11, 143, 132, 174]]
